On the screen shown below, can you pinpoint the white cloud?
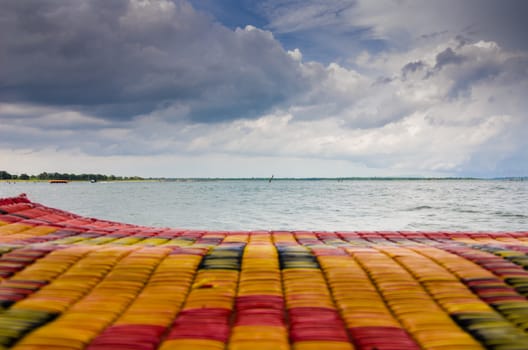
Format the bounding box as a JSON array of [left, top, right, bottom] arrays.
[[287, 48, 303, 61]]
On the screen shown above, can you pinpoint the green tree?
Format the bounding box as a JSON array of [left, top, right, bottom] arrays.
[[0, 171, 12, 179]]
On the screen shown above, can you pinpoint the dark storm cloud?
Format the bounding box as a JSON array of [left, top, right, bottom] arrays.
[[0, 0, 307, 122], [429, 42, 528, 101], [401, 61, 426, 79], [435, 48, 466, 69]]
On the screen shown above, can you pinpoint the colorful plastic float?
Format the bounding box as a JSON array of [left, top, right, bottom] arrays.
[[0, 194, 528, 350]]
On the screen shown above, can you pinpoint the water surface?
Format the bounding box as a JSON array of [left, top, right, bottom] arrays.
[[1, 180, 527, 231]]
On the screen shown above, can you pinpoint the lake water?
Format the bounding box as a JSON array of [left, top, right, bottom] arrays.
[[1, 180, 527, 231]]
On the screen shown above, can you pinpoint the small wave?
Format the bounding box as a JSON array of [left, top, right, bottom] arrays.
[[456, 209, 481, 214], [494, 211, 528, 219], [406, 205, 434, 211]]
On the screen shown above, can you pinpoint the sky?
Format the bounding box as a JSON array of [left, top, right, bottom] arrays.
[[1, 0, 527, 178]]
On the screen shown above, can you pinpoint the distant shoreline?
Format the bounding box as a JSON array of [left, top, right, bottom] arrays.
[[1, 177, 526, 183]]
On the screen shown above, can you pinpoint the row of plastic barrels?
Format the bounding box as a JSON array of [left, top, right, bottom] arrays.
[[158, 236, 245, 349], [383, 245, 528, 349], [1, 232, 528, 348], [3, 246, 206, 349]]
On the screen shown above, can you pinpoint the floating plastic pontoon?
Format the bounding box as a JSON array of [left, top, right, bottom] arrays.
[[1, 194, 528, 349]]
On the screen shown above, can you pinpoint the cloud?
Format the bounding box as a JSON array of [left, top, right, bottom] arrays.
[[435, 48, 466, 69], [170, 110, 515, 174], [259, 0, 528, 62], [0, 0, 307, 122], [402, 61, 426, 79], [272, 0, 528, 45]]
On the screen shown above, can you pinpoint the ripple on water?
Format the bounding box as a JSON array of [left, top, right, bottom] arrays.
[[405, 205, 435, 211]]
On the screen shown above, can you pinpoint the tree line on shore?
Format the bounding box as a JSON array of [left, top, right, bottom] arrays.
[[0, 170, 143, 181]]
